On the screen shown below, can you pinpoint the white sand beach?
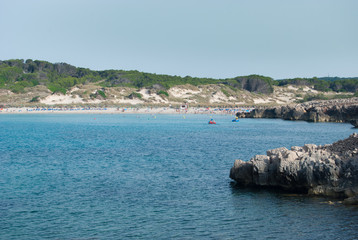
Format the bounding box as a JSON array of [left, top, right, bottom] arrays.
[[0, 106, 253, 115]]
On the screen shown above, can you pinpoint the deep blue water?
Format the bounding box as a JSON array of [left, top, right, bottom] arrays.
[[0, 114, 358, 239]]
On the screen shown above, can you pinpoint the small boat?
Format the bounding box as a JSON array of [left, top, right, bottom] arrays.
[[232, 117, 239, 122], [208, 119, 216, 124]]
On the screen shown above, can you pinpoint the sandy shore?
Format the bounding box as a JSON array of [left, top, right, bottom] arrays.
[[0, 107, 253, 115]]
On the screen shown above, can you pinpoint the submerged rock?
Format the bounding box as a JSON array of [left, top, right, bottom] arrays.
[[230, 133, 358, 204]]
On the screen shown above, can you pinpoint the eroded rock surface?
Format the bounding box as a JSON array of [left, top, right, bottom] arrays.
[[237, 98, 358, 127], [230, 133, 358, 204]]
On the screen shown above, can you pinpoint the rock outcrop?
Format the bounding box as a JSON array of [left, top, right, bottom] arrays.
[[237, 98, 358, 127], [230, 133, 358, 204], [350, 120, 358, 128]]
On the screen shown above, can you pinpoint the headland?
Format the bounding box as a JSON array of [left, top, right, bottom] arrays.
[[237, 97, 358, 128], [230, 133, 358, 205]]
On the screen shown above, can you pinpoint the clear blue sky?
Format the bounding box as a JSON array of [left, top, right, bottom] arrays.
[[1, 0, 357, 79]]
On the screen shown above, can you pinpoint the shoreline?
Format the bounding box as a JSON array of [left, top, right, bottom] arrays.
[[230, 133, 358, 204], [0, 107, 253, 115], [237, 98, 358, 127]]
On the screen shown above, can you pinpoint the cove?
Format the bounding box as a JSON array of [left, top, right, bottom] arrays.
[[0, 114, 357, 239]]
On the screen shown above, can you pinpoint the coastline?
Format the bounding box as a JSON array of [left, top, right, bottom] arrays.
[[0, 107, 253, 115], [230, 133, 358, 204], [237, 97, 358, 127]]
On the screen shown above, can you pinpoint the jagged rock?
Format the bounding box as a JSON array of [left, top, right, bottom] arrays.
[[237, 98, 358, 127], [350, 120, 358, 128], [343, 195, 358, 205], [230, 133, 358, 203]]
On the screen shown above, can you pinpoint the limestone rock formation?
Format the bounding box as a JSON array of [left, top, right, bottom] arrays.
[[230, 133, 358, 204], [237, 98, 358, 127]]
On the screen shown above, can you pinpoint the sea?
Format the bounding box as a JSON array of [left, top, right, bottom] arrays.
[[1, 114, 357, 239]]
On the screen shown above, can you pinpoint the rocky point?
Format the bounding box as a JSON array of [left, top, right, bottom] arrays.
[[230, 133, 358, 204], [237, 98, 358, 128]]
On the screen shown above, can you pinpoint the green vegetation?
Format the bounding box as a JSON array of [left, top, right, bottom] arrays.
[[0, 59, 101, 94], [278, 77, 358, 93], [222, 75, 275, 94], [99, 71, 220, 89], [0, 59, 276, 94], [221, 89, 230, 97], [128, 92, 142, 99], [29, 96, 40, 103], [296, 93, 354, 103], [48, 84, 67, 94], [157, 90, 169, 97], [97, 90, 106, 99], [0, 59, 357, 99], [90, 89, 107, 99]]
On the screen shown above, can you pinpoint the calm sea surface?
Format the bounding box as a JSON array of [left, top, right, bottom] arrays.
[[1, 114, 358, 239]]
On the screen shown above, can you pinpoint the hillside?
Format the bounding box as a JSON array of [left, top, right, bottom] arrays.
[[0, 59, 357, 107]]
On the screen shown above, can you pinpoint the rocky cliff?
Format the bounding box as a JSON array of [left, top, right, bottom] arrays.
[[237, 98, 358, 127], [230, 133, 358, 204]]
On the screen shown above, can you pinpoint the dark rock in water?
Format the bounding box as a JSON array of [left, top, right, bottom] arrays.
[[343, 195, 358, 205], [230, 133, 358, 204], [350, 120, 358, 128], [237, 98, 358, 127]]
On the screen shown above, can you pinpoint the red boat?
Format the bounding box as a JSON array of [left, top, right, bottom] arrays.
[[208, 119, 216, 124]]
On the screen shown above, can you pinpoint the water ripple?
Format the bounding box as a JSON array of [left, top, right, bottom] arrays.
[[0, 114, 357, 239]]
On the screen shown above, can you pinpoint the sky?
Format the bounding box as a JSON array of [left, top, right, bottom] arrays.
[[1, 0, 357, 79]]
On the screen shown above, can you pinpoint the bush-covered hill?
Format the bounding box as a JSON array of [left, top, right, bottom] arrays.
[[0, 59, 357, 96], [0, 59, 276, 94], [277, 77, 358, 93]]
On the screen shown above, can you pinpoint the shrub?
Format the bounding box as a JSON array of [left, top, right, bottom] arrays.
[[158, 90, 169, 97], [10, 84, 25, 93], [128, 92, 142, 99], [48, 84, 67, 94], [97, 90, 106, 98], [29, 96, 40, 102], [221, 89, 230, 97]]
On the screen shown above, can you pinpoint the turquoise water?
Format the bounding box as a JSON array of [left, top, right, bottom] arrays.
[[1, 114, 357, 239]]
